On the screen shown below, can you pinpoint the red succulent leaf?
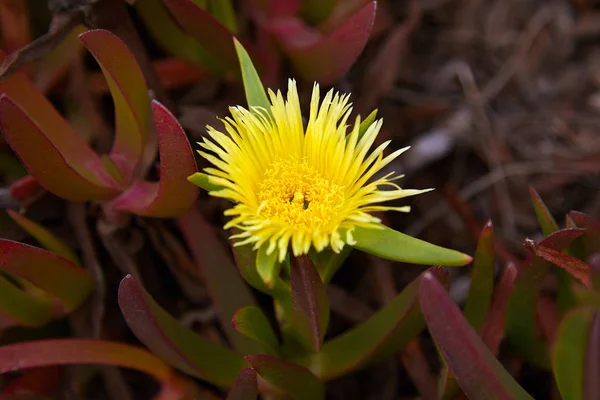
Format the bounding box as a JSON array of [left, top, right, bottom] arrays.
[[79, 29, 151, 181], [420, 272, 534, 400], [538, 228, 585, 251], [226, 368, 258, 400], [290, 255, 330, 352], [525, 239, 591, 287], [110, 101, 198, 218], [8, 175, 43, 206], [0, 339, 184, 400], [268, 1, 376, 84], [0, 239, 93, 314]]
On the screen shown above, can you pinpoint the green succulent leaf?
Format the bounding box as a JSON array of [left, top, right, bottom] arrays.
[[234, 38, 270, 111], [232, 306, 280, 356], [352, 225, 472, 267]]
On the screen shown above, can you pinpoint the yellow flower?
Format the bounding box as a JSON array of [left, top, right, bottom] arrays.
[[195, 80, 431, 262]]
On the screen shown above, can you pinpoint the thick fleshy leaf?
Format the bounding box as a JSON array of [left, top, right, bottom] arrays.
[[420, 272, 534, 400], [0, 339, 184, 400], [552, 306, 594, 400], [0, 272, 54, 327], [177, 209, 260, 354], [111, 101, 199, 217], [232, 306, 280, 356], [585, 311, 600, 399], [135, 0, 222, 72], [162, 0, 254, 71], [79, 29, 150, 180], [256, 245, 280, 287], [246, 355, 325, 400], [309, 246, 351, 283], [0, 96, 119, 201], [464, 220, 495, 332], [290, 255, 330, 352], [357, 109, 377, 139], [118, 274, 246, 386], [187, 171, 225, 192], [234, 38, 270, 110], [568, 211, 600, 254], [352, 225, 472, 267], [209, 0, 238, 33], [269, 1, 376, 84], [298, 267, 447, 380], [525, 239, 591, 287], [506, 257, 550, 369], [0, 240, 93, 313], [226, 368, 258, 400], [7, 210, 79, 264], [529, 186, 559, 235]]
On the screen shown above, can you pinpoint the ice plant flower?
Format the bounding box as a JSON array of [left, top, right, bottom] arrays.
[[193, 80, 431, 262]]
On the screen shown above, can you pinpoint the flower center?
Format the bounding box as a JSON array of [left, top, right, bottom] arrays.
[[257, 158, 344, 231]]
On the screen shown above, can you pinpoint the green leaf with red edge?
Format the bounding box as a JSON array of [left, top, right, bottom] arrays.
[[0, 95, 120, 201], [552, 306, 594, 400], [135, 0, 222, 72], [162, 0, 259, 72], [289, 255, 329, 353], [0, 50, 120, 202], [232, 306, 280, 356], [246, 355, 325, 400], [529, 186, 559, 236], [79, 29, 150, 181], [420, 272, 534, 400], [226, 368, 258, 400], [464, 220, 495, 332], [352, 225, 473, 267], [177, 209, 260, 354], [118, 274, 247, 386], [297, 267, 447, 381], [506, 257, 550, 369], [111, 101, 199, 218], [7, 210, 79, 264], [0, 339, 184, 400], [0, 240, 93, 314], [0, 272, 55, 327], [269, 1, 376, 84]]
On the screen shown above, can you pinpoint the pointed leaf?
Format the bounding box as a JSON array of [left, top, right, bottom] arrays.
[[177, 209, 260, 354], [162, 0, 257, 71], [464, 220, 495, 331], [188, 171, 225, 192], [246, 355, 325, 400], [0, 240, 93, 313], [530, 186, 559, 236], [290, 255, 330, 352], [0, 96, 119, 201], [357, 109, 377, 140], [525, 239, 591, 287], [232, 306, 280, 356], [506, 258, 550, 368], [420, 272, 534, 400], [352, 225, 472, 267], [299, 267, 447, 380], [7, 210, 79, 264], [234, 38, 270, 110], [209, 0, 238, 33], [111, 101, 199, 217], [135, 0, 222, 72], [226, 368, 258, 400], [79, 29, 150, 180], [0, 339, 184, 400], [552, 306, 594, 400], [0, 272, 54, 327], [118, 274, 246, 386], [568, 211, 600, 254], [270, 2, 376, 84]]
